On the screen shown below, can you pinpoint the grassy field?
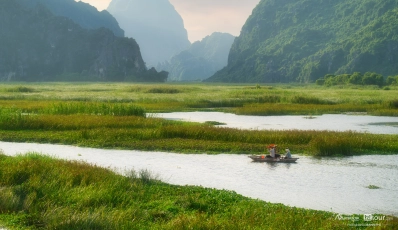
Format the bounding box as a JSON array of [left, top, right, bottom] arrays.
[[1, 82, 398, 115], [0, 82, 398, 156], [0, 153, 396, 229], [1, 83, 398, 229]]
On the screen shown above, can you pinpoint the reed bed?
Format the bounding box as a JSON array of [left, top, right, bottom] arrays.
[[41, 102, 146, 117], [0, 83, 398, 155], [2, 153, 393, 229], [0, 109, 397, 155]]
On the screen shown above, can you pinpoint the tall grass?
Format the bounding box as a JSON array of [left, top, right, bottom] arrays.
[[41, 102, 146, 117], [5, 86, 35, 93], [291, 95, 336, 105], [1, 83, 398, 115], [389, 99, 398, 109], [1, 110, 397, 155], [2, 153, 391, 229]]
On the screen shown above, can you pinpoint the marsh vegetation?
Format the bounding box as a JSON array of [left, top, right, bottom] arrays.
[[0, 83, 398, 156], [1, 83, 398, 229], [2, 153, 397, 229]]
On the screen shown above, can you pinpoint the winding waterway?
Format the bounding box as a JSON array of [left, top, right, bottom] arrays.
[[1, 141, 397, 216], [151, 112, 398, 134]]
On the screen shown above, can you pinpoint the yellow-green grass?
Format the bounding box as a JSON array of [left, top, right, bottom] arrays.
[[0, 82, 398, 115], [1, 83, 398, 156], [1, 153, 396, 229], [0, 112, 397, 156]]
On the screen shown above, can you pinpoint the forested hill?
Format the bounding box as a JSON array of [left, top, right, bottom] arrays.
[[0, 1, 168, 82], [16, 0, 124, 37], [207, 0, 398, 83]]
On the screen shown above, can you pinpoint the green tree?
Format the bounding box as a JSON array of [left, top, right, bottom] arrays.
[[386, 75, 398, 85], [348, 72, 363, 85], [362, 72, 384, 86]]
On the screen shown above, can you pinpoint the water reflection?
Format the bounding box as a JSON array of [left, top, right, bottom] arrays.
[[151, 112, 398, 134], [1, 141, 397, 216]]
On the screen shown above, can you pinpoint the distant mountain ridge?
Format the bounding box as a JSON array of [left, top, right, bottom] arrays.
[[107, 0, 191, 67], [0, 1, 167, 82], [158, 32, 235, 81], [16, 0, 124, 37], [208, 0, 398, 83]]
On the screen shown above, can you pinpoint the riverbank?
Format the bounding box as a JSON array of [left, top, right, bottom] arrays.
[[1, 153, 396, 229], [1, 83, 398, 156], [0, 111, 397, 156], [1, 141, 397, 216]]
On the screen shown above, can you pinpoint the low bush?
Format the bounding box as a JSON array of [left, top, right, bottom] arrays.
[[5, 86, 35, 93]]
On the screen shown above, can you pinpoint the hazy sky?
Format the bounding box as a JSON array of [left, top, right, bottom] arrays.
[[77, 0, 261, 42]]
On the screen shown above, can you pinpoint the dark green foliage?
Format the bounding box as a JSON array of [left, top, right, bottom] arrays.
[[291, 96, 334, 105], [5, 86, 34, 93], [362, 72, 384, 86], [348, 72, 364, 85], [318, 72, 385, 86], [0, 1, 167, 82], [146, 87, 181, 94], [208, 0, 398, 83], [386, 75, 398, 85], [389, 100, 398, 109], [316, 78, 325, 85], [16, 0, 124, 37]]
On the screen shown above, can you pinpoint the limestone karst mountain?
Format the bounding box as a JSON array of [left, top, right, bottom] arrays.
[[158, 32, 235, 81], [0, 1, 168, 82], [107, 0, 191, 67], [208, 0, 398, 83], [17, 0, 124, 37]]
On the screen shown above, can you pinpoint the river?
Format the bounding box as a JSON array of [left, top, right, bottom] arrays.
[[150, 112, 398, 134], [1, 141, 397, 216]]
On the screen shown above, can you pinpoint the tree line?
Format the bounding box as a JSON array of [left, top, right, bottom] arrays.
[[316, 72, 398, 87]]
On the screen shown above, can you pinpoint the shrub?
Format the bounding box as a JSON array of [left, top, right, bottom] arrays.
[[315, 78, 325, 85], [6, 86, 34, 93], [348, 72, 363, 85], [386, 75, 398, 85], [291, 96, 334, 105], [258, 95, 281, 103], [146, 87, 181, 94], [362, 72, 384, 86], [389, 100, 398, 109]]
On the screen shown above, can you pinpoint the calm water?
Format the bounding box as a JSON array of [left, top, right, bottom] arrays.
[[151, 112, 398, 134], [1, 141, 397, 216]]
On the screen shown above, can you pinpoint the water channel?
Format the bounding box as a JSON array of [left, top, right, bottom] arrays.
[[150, 112, 398, 134], [1, 141, 397, 216]]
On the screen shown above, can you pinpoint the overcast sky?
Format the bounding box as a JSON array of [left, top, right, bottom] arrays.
[[77, 0, 261, 42]]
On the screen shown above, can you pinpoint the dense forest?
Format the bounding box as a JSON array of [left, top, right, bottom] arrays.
[[208, 0, 398, 83]]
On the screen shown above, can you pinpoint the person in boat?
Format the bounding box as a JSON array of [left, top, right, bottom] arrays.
[[267, 144, 280, 158], [269, 147, 275, 158], [285, 148, 292, 159]]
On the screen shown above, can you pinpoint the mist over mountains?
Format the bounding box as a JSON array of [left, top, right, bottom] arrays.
[[208, 0, 398, 83], [107, 0, 191, 67], [158, 32, 235, 81]]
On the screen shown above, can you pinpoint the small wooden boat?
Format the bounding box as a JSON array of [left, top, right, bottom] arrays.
[[248, 155, 299, 163]]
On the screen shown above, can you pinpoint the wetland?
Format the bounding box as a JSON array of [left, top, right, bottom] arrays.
[[0, 82, 398, 229]]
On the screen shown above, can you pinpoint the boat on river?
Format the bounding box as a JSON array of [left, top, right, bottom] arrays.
[[248, 155, 299, 163]]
